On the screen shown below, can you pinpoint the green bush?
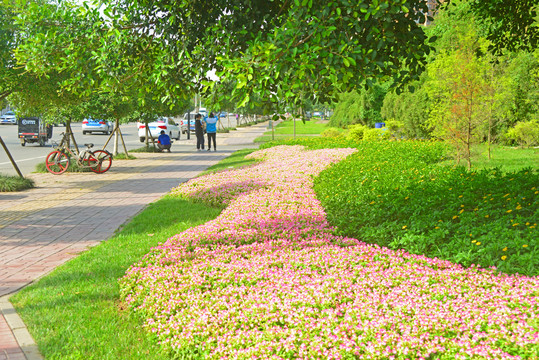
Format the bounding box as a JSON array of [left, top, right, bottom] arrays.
[[320, 127, 344, 138], [312, 140, 538, 276], [363, 127, 391, 141], [505, 120, 539, 147], [346, 124, 369, 141], [384, 119, 405, 138]]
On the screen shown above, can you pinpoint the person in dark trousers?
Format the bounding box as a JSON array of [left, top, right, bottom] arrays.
[[204, 112, 218, 151], [157, 130, 172, 152], [194, 113, 205, 151]]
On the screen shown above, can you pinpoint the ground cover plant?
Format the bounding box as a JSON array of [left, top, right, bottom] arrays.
[[0, 173, 34, 191], [120, 145, 539, 359], [312, 140, 538, 277]]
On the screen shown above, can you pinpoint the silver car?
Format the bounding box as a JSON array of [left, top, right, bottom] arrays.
[[82, 118, 113, 135]]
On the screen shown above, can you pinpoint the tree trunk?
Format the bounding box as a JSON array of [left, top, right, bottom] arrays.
[[0, 136, 24, 178], [113, 119, 120, 155]]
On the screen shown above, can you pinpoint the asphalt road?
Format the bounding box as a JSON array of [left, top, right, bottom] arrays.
[[1, 122, 155, 176], [0, 116, 241, 177]]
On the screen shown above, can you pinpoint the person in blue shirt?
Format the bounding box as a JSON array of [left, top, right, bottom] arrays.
[[157, 130, 172, 152], [204, 112, 218, 151]]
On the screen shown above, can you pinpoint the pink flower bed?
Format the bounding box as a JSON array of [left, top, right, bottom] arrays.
[[120, 145, 539, 359]]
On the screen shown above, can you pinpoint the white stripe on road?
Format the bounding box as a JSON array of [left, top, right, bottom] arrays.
[[0, 155, 45, 166]]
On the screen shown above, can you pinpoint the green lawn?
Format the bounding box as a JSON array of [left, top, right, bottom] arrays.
[[255, 119, 329, 142], [199, 148, 260, 175], [441, 144, 539, 172]]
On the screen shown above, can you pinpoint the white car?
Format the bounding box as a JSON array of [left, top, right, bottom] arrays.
[[0, 111, 17, 125], [138, 117, 181, 142]]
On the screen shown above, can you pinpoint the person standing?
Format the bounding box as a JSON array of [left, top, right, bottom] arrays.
[[194, 113, 205, 151], [204, 112, 218, 151]]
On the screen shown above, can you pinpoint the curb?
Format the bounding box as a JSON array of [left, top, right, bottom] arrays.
[[0, 296, 42, 360]]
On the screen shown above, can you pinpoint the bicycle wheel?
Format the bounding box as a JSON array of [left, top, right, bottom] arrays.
[[89, 150, 112, 173], [45, 151, 70, 175]]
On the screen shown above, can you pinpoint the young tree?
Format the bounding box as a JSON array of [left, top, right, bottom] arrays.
[[426, 41, 492, 168]]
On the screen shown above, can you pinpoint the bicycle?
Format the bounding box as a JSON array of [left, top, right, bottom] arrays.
[[45, 132, 113, 175]]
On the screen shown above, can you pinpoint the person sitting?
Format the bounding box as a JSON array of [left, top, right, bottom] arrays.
[[157, 130, 172, 152]]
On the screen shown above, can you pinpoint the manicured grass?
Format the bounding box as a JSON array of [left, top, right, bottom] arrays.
[[254, 119, 329, 142], [35, 160, 93, 173], [199, 148, 260, 176], [10, 196, 222, 359], [269, 118, 329, 134], [10, 137, 538, 358], [0, 174, 35, 192], [441, 144, 539, 172]]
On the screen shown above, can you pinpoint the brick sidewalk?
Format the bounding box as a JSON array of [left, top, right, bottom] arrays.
[[0, 123, 268, 359]]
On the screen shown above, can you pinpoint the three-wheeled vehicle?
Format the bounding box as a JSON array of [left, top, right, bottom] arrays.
[[18, 117, 53, 146]]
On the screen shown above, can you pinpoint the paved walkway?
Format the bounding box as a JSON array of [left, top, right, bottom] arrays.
[[0, 123, 269, 360]]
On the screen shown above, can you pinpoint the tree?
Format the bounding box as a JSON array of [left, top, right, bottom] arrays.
[[0, 3, 19, 102], [12, 0, 436, 112], [426, 39, 492, 168], [466, 0, 538, 55], [505, 120, 539, 147], [381, 78, 432, 139], [330, 82, 389, 129]]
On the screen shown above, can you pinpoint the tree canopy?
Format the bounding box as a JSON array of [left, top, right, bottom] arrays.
[[467, 0, 538, 55], [11, 0, 436, 111]]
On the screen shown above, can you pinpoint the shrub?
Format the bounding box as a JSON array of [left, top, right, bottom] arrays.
[[346, 124, 369, 141], [363, 127, 391, 141], [384, 118, 405, 138], [320, 127, 344, 138], [505, 120, 539, 147]]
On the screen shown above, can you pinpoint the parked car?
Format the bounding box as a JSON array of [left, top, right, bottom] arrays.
[[138, 117, 181, 142], [179, 112, 197, 134], [0, 111, 17, 125], [219, 112, 228, 118], [82, 118, 113, 134]]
